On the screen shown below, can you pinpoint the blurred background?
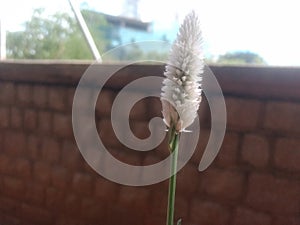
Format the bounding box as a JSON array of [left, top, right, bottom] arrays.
[[1, 0, 299, 65]]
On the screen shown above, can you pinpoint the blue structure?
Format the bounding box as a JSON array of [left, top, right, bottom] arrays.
[[100, 12, 179, 50]]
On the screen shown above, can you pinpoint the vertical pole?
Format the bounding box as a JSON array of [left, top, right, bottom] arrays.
[[68, 0, 102, 62], [0, 19, 6, 60]]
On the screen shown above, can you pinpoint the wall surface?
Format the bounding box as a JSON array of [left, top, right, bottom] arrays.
[[0, 62, 299, 225]]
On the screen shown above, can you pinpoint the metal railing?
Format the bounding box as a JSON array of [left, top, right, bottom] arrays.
[[68, 0, 102, 62]]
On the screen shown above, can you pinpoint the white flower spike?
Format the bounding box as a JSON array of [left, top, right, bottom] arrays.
[[161, 11, 204, 132]]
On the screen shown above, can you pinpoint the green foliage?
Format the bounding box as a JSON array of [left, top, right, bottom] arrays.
[[216, 51, 266, 65], [6, 8, 170, 61], [6, 8, 110, 59]]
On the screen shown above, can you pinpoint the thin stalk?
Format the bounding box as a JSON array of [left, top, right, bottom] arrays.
[[166, 131, 180, 225]]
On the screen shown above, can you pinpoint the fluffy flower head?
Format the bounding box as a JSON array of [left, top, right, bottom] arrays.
[[161, 11, 204, 132]]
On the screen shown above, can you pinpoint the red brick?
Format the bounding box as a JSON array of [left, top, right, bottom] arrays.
[[97, 90, 148, 120], [26, 182, 45, 205], [95, 89, 114, 116], [0, 106, 9, 128], [143, 145, 168, 166], [51, 166, 70, 189], [264, 101, 300, 133], [27, 134, 41, 160], [16, 84, 32, 105], [33, 85, 48, 108], [41, 137, 61, 163], [241, 134, 269, 168], [176, 163, 200, 196], [48, 86, 67, 111], [150, 186, 168, 216], [246, 173, 300, 214], [190, 129, 210, 165], [0, 82, 15, 105], [215, 132, 239, 167], [118, 186, 150, 209], [200, 168, 246, 201], [109, 147, 144, 167], [128, 93, 148, 120], [174, 196, 189, 219], [61, 140, 82, 170], [190, 199, 231, 225], [33, 162, 52, 185], [98, 118, 122, 148], [130, 120, 151, 139], [273, 216, 300, 225], [0, 212, 20, 225], [153, 141, 173, 167], [14, 158, 31, 179], [0, 132, 2, 149], [80, 197, 107, 221], [138, 150, 170, 187], [55, 218, 87, 225], [274, 138, 300, 172], [0, 196, 18, 213], [10, 107, 22, 128], [198, 96, 210, 127], [106, 207, 144, 225], [141, 124, 169, 160], [233, 207, 271, 225], [64, 194, 81, 216], [38, 110, 52, 133], [0, 154, 14, 175], [82, 160, 99, 175], [94, 177, 119, 200], [4, 131, 26, 156], [72, 173, 93, 195], [147, 96, 162, 119], [2, 176, 25, 200], [24, 109, 37, 130], [67, 87, 75, 108], [72, 87, 95, 117], [21, 203, 53, 225], [46, 187, 65, 211], [144, 215, 164, 225], [226, 97, 262, 130], [53, 113, 73, 138]]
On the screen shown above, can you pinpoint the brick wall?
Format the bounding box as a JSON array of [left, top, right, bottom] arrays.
[[0, 62, 299, 225]]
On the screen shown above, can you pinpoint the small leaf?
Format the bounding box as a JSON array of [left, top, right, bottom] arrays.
[[177, 218, 182, 225]]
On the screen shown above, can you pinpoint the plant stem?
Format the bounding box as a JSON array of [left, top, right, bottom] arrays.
[[166, 132, 180, 225]]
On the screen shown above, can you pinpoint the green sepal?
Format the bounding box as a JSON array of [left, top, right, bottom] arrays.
[[168, 124, 177, 152]]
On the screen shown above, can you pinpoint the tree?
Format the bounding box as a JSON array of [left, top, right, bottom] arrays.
[[216, 51, 266, 65], [6, 8, 167, 61], [6, 8, 111, 59]]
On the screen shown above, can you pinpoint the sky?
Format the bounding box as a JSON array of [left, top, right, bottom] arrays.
[[1, 0, 300, 66]]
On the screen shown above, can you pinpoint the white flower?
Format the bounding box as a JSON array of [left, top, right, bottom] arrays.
[[161, 11, 204, 132]]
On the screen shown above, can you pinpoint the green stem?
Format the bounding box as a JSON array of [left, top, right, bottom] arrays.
[[166, 131, 180, 225]]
